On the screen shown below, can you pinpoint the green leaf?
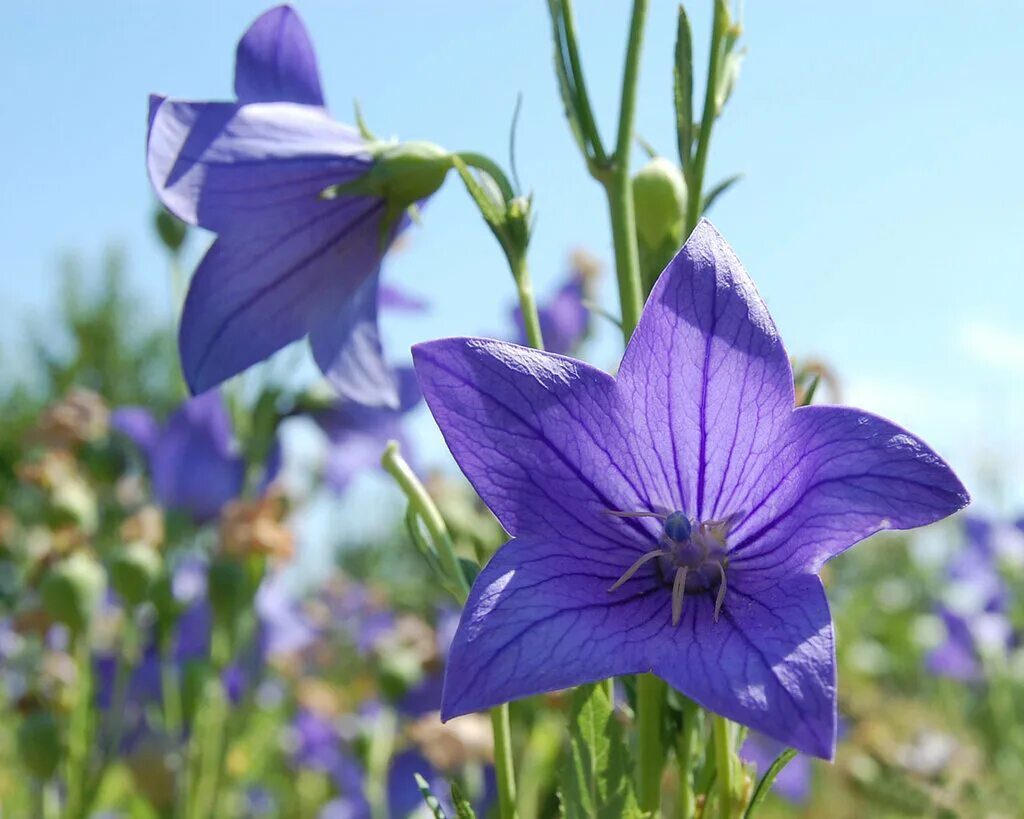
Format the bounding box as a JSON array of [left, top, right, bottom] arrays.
[[546, 0, 587, 157], [558, 683, 644, 819], [451, 156, 505, 230], [674, 4, 694, 168], [742, 749, 797, 819], [450, 782, 477, 819], [702, 173, 743, 214], [415, 773, 448, 819]]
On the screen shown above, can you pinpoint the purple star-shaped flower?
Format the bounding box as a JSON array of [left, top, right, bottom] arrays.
[[147, 6, 413, 405], [412, 220, 968, 757]]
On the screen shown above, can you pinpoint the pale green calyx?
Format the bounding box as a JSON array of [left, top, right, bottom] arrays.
[[322, 141, 452, 210]]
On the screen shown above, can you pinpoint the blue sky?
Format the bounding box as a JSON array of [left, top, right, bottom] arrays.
[[3, 1, 1023, 518]]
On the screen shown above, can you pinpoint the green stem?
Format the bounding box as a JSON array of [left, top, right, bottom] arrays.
[[455, 151, 516, 201], [636, 674, 665, 813], [65, 633, 93, 819], [366, 707, 397, 819], [513, 259, 545, 350], [491, 704, 519, 819], [382, 441, 469, 599], [685, 0, 727, 235], [601, 0, 649, 341], [675, 703, 699, 818], [712, 714, 733, 819]]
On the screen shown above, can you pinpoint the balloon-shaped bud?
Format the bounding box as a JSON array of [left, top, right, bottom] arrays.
[[632, 157, 687, 251], [207, 555, 248, 625], [110, 543, 162, 608], [154, 207, 188, 255], [40, 553, 105, 634], [17, 711, 62, 780]]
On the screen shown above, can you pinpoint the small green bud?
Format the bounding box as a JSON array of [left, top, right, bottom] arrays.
[[154, 208, 188, 254], [632, 157, 687, 251], [110, 543, 162, 608], [17, 711, 62, 780], [207, 555, 248, 625], [40, 553, 105, 633], [368, 141, 452, 206]]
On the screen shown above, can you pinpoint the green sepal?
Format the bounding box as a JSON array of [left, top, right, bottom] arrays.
[[674, 4, 695, 168], [742, 748, 797, 819]]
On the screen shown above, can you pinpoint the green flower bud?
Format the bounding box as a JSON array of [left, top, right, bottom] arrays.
[[632, 157, 687, 251], [367, 141, 452, 207], [40, 553, 105, 634], [154, 207, 188, 255], [17, 711, 62, 780], [207, 555, 248, 625], [109, 543, 162, 608]]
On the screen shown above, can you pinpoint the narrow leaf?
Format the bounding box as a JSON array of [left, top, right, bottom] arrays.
[[450, 782, 477, 819], [742, 749, 797, 819], [702, 173, 743, 214], [451, 157, 505, 230], [546, 0, 587, 155], [558, 683, 642, 819], [674, 5, 694, 168], [415, 773, 449, 819]]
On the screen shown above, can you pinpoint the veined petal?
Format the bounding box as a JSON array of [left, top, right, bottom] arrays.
[[441, 535, 662, 719], [310, 272, 403, 408], [728, 405, 969, 576], [178, 194, 385, 394], [651, 573, 836, 759], [146, 97, 369, 231], [617, 219, 794, 521], [412, 338, 662, 550], [234, 6, 325, 107]]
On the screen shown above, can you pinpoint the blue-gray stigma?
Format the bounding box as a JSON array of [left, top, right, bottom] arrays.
[[605, 509, 743, 625]]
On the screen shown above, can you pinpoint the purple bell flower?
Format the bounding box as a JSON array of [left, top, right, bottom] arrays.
[[412, 220, 968, 758], [147, 6, 435, 406]]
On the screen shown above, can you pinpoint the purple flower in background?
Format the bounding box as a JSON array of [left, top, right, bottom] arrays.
[[512, 259, 593, 356], [413, 220, 968, 758], [927, 515, 1021, 680], [740, 732, 812, 803], [112, 392, 250, 523], [307, 367, 422, 494], [147, 6, 434, 405]]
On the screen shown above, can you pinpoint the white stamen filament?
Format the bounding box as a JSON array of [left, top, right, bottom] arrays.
[[714, 561, 728, 622], [607, 548, 667, 592], [672, 566, 689, 626]]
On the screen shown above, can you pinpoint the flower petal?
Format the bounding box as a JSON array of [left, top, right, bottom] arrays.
[[441, 535, 661, 719], [616, 219, 794, 521], [234, 6, 325, 107], [379, 283, 429, 313], [728, 405, 969, 575], [147, 97, 369, 230], [150, 392, 244, 522], [309, 272, 404, 408], [178, 192, 385, 394], [652, 573, 836, 759], [412, 337, 662, 550], [110, 406, 160, 460]]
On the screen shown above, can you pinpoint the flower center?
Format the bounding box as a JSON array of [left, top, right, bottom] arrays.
[[606, 509, 741, 625]]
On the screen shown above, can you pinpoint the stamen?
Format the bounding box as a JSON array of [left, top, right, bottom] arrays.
[[713, 561, 728, 622], [672, 567, 688, 626], [607, 548, 667, 592], [603, 509, 667, 520]]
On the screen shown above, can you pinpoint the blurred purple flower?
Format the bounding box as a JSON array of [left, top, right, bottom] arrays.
[[740, 732, 812, 803], [306, 368, 422, 494], [512, 264, 590, 356], [112, 392, 250, 523], [147, 5, 418, 406], [413, 220, 969, 758]]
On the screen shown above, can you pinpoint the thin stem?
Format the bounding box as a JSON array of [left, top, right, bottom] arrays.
[[712, 714, 733, 819], [685, 0, 727, 236], [513, 259, 546, 350], [455, 151, 516, 202], [366, 707, 397, 819], [601, 0, 649, 341], [382, 441, 470, 599], [675, 702, 700, 819], [65, 633, 93, 819], [491, 704, 519, 819], [636, 674, 665, 813], [559, 0, 607, 166]]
